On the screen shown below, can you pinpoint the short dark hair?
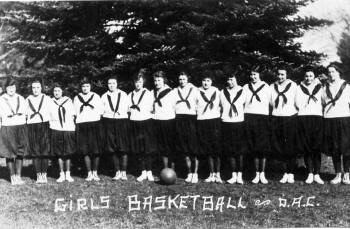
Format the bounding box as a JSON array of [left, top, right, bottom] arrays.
[[4, 77, 17, 88], [201, 70, 214, 81], [178, 71, 191, 81], [327, 63, 343, 74], [226, 73, 237, 80], [153, 71, 168, 84], [133, 68, 147, 83], [51, 83, 66, 96], [31, 80, 42, 87], [80, 77, 91, 86], [108, 76, 118, 83]]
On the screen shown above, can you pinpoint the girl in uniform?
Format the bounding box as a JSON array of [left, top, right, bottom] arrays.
[[0, 78, 28, 185], [295, 69, 324, 184], [151, 71, 177, 170], [174, 72, 200, 183], [197, 74, 221, 183], [270, 68, 298, 183], [322, 64, 350, 184], [243, 67, 271, 184], [101, 76, 130, 181], [74, 79, 104, 182], [220, 73, 247, 184], [50, 84, 76, 183], [26, 80, 54, 184], [128, 70, 157, 182]]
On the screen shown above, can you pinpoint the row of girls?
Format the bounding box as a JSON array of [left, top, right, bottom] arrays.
[[1, 63, 349, 186]]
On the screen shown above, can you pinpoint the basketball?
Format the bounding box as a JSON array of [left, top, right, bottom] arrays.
[[159, 168, 177, 185]]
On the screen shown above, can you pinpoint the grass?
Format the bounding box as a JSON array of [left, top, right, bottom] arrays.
[[0, 155, 348, 229]]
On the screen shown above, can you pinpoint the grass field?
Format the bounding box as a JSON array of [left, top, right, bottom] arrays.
[[0, 156, 349, 229]]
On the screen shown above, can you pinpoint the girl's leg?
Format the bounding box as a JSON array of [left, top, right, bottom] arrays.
[[6, 158, 15, 178], [184, 155, 192, 182], [121, 154, 128, 172], [343, 155, 350, 173], [260, 157, 266, 172], [92, 156, 100, 172], [205, 156, 215, 182], [215, 156, 221, 173], [34, 158, 41, 174], [185, 156, 191, 174], [41, 158, 49, 183], [92, 156, 100, 181], [58, 158, 64, 173], [65, 159, 71, 172], [254, 157, 259, 172], [42, 158, 49, 174], [15, 157, 25, 184], [15, 157, 24, 177], [280, 159, 289, 183], [313, 153, 324, 184], [313, 154, 321, 175], [84, 155, 92, 173], [57, 158, 65, 182], [227, 156, 237, 184], [137, 155, 147, 182], [330, 154, 342, 184], [230, 157, 236, 172], [6, 158, 15, 184], [208, 156, 214, 173], [120, 154, 128, 180], [305, 155, 314, 183], [236, 155, 243, 172], [259, 157, 268, 184], [343, 156, 350, 184], [65, 158, 74, 182], [332, 154, 342, 173], [112, 154, 120, 172], [193, 156, 199, 174], [236, 155, 244, 184], [252, 156, 260, 183], [162, 156, 168, 169], [305, 155, 313, 174], [191, 156, 199, 183]]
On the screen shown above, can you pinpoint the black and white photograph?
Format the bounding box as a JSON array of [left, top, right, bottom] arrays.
[[0, 0, 350, 228]]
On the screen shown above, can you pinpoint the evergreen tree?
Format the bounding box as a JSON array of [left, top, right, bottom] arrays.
[[338, 20, 350, 81], [0, 0, 330, 92]]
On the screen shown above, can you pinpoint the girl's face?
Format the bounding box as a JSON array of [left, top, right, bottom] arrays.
[[134, 78, 144, 90], [250, 72, 260, 83], [108, 79, 118, 92], [154, 77, 165, 90], [53, 87, 63, 99], [328, 67, 339, 82], [227, 77, 237, 88], [6, 85, 16, 96], [32, 82, 42, 96], [304, 71, 315, 85], [202, 78, 212, 89], [81, 83, 91, 94], [277, 70, 287, 83], [178, 74, 188, 88]]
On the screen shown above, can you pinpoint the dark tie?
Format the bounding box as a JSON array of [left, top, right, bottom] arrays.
[[224, 88, 243, 117], [107, 93, 121, 116], [248, 83, 265, 103], [130, 90, 146, 112], [54, 98, 69, 128], [176, 87, 193, 109], [274, 83, 291, 108], [28, 95, 44, 122], [299, 84, 322, 104], [200, 91, 216, 114], [77, 94, 95, 113]]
